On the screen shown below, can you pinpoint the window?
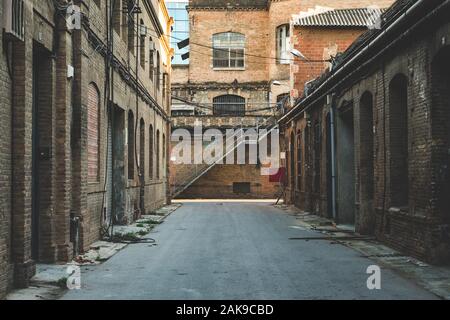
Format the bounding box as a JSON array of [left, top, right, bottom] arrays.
[[156, 130, 161, 179], [128, 110, 135, 179], [149, 46, 154, 81], [156, 51, 161, 91], [276, 24, 290, 64], [127, 1, 135, 53], [149, 125, 154, 179], [112, 0, 121, 34], [162, 72, 166, 101], [213, 95, 245, 116], [87, 83, 100, 182], [140, 20, 146, 68], [212, 32, 245, 69]]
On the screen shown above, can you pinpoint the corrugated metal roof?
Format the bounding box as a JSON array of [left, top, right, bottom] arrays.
[[295, 7, 387, 27], [189, 0, 268, 9]]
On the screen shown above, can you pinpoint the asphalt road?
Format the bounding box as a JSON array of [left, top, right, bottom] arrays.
[[62, 201, 437, 300]]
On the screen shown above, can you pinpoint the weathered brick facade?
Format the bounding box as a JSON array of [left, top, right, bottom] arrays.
[[281, 0, 450, 264], [0, 0, 172, 298], [170, 0, 397, 199]]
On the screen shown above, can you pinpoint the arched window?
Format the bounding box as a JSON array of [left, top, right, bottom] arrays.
[[128, 110, 135, 180], [276, 24, 290, 64], [213, 95, 245, 116], [212, 32, 245, 69], [149, 125, 154, 179], [389, 74, 408, 208], [87, 83, 100, 181], [156, 130, 161, 179], [139, 119, 145, 178]]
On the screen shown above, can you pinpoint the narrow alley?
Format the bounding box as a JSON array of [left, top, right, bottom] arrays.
[[62, 202, 436, 300]]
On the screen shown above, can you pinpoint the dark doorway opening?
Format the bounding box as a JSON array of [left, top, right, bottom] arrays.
[[431, 46, 450, 222], [31, 45, 53, 260], [359, 92, 375, 234], [389, 74, 409, 208], [336, 106, 355, 225], [326, 113, 333, 218], [139, 119, 146, 215], [110, 105, 125, 224], [290, 132, 295, 203]]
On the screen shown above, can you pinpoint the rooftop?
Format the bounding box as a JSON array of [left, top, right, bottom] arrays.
[[295, 7, 387, 28]]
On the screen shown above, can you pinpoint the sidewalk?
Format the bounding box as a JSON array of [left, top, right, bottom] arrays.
[[275, 204, 450, 300], [6, 204, 182, 300]]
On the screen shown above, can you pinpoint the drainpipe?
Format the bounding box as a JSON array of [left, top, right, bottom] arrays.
[[329, 93, 337, 221]]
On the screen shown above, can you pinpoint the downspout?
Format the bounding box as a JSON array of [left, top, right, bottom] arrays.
[[329, 93, 337, 221]]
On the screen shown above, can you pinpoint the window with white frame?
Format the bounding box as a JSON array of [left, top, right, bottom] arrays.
[[212, 32, 245, 69], [276, 24, 290, 64]]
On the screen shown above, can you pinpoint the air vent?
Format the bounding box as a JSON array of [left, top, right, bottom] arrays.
[[3, 0, 24, 41]]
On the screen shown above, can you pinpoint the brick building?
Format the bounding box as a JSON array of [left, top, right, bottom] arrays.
[[169, 0, 396, 199], [169, 0, 295, 199], [0, 0, 172, 298], [280, 0, 450, 264]]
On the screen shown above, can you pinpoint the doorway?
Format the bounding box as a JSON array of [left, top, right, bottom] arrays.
[[336, 106, 355, 225], [359, 92, 375, 233], [31, 45, 53, 260], [326, 113, 333, 218], [108, 105, 125, 224], [290, 132, 295, 203], [139, 119, 146, 216], [431, 46, 450, 222]]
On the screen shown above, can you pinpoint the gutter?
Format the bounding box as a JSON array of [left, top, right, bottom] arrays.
[[278, 0, 433, 124]]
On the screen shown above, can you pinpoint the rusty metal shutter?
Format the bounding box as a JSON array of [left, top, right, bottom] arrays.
[[87, 84, 100, 181]]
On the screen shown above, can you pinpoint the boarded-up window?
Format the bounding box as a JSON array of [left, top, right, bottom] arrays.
[[88, 83, 100, 181]]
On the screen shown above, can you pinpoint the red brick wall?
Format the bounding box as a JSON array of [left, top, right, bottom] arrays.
[[179, 164, 279, 199], [283, 17, 450, 264], [0, 0, 13, 299], [291, 27, 366, 100]]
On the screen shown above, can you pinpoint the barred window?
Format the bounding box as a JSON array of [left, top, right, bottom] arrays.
[[213, 95, 245, 116], [212, 32, 245, 69]]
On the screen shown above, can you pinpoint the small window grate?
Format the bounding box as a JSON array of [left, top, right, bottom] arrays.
[[233, 182, 251, 194]]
